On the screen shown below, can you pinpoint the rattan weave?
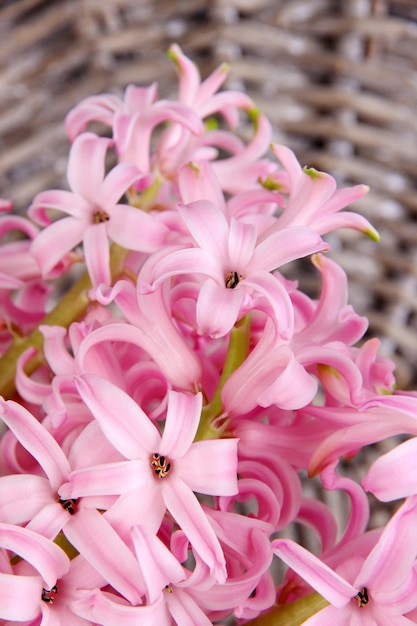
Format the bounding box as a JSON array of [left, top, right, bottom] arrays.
[[1, 0, 417, 387]]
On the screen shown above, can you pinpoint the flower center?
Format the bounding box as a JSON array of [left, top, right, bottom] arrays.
[[58, 498, 78, 515], [150, 453, 172, 478], [42, 585, 58, 604], [225, 271, 242, 289], [93, 210, 110, 223], [355, 587, 370, 607]]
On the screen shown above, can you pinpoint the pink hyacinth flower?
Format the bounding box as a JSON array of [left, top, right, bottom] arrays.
[[141, 199, 328, 337], [28, 132, 168, 287], [0, 523, 70, 622], [265, 144, 378, 239], [60, 375, 239, 583], [273, 495, 417, 624]]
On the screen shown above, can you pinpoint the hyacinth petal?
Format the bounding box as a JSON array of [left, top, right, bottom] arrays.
[[252, 226, 329, 272], [64, 508, 145, 605], [40, 325, 74, 375], [108, 204, 169, 252], [131, 525, 185, 604], [314, 210, 379, 240], [146, 248, 223, 291], [168, 43, 201, 105], [72, 589, 166, 626], [30, 216, 86, 275], [0, 399, 71, 490], [159, 391, 202, 458], [162, 477, 226, 582], [75, 316, 201, 391], [64, 93, 123, 139], [221, 333, 297, 416], [309, 414, 417, 477], [0, 474, 52, 524], [0, 273, 22, 289], [362, 437, 417, 501], [321, 464, 369, 548], [257, 351, 318, 410], [196, 61, 230, 108], [67, 133, 111, 199], [26, 501, 69, 540], [228, 217, 257, 268], [271, 143, 303, 190], [355, 496, 417, 593], [74, 374, 160, 459], [196, 279, 245, 337], [125, 82, 158, 110], [178, 160, 226, 210], [167, 588, 213, 626], [59, 459, 147, 499], [177, 439, 239, 495], [198, 530, 273, 611], [0, 523, 70, 588], [0, 573, 43, 621], [84, 223, 111, 288], [319, 182, 369, 215], [242, 272, 294, 340], [176, 200, 229, 257], [99, 163, 142, 207], [28, 189, 91, 222], [272, 539, 357, 607]]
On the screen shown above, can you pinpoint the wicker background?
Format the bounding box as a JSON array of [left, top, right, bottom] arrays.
[[1, 0, 417, 388]]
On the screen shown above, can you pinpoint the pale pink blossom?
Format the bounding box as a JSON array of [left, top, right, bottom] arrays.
[[267, 143, 378, 239], [60, 375, 239, 582], [0, 523, 70, 623], [28, 133, 168, 287], [273, 496, 417, 624], [140, 199, 328, 337]]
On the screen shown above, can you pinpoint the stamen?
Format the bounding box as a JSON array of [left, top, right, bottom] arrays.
[[42, 585, 58, 604], [151, 453, 172, 478], [58, 498, 78, 515], [355, 587, 369, 607], [93, 210, 110, 223], [225, 271, 242, 289]]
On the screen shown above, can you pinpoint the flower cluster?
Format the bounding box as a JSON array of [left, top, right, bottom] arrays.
[[1, 44, 417, 626]]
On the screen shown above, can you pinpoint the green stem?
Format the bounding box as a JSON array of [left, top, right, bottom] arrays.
[[0, 244, 130, 400], [195, 313, 252, 441], [244, 593, 328, 626]]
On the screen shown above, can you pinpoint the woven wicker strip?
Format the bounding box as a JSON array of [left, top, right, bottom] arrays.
[[1, 0, 417, 387]]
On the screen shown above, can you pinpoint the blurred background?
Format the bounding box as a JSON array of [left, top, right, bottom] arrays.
[[1, 0, 417, 388]]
